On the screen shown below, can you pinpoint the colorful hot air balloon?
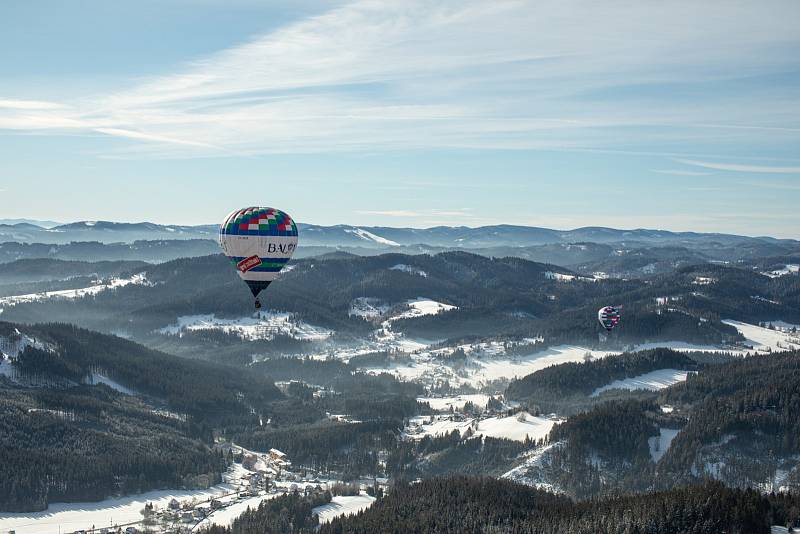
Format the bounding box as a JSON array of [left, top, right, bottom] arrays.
[[598, 305, 621, 332], [219, 207, 298, 309]]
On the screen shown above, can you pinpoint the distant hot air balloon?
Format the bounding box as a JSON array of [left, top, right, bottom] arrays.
[[219, 207, 298, 309], [598, 305, 621, 332]]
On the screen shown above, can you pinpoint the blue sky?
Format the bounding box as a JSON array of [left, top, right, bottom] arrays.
[[1, 1, 799, 237]]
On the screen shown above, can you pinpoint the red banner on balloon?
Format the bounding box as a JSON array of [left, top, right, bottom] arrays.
[[237, 255, 263, 272]]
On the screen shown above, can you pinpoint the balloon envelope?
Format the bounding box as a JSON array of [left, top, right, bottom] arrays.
[[598, 306, 621, 332], [219, 207, 298, 299]]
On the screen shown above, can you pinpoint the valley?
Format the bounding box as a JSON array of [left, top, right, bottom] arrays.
[[0, 224, 799, 532]]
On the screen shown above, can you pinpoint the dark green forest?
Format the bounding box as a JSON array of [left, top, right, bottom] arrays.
[[202, 477, 800, 534]]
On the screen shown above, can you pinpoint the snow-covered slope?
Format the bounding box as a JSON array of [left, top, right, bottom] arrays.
[[591, 369, 691, 397], [313, 494, 376, 524], [86, 372, 138, 395], [344, 228, 400, 247], [649, 428, 680, 463]]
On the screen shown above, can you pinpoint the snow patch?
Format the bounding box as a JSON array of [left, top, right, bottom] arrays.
[[0, 328, 53, 358], [762, 264, 799, 278], [348, 297, 390, 319], [389, 264, 428, 277], [545, 271, 574, 281]]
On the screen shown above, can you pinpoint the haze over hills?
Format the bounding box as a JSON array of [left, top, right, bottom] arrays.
[[2, 219, 796, 248]]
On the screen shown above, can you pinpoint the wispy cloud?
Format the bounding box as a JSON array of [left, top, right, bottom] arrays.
[[678, 159, 800, 174], [1, 1, 799, 158], [652, 169, 712, 176], [94, 127, 227, 150]]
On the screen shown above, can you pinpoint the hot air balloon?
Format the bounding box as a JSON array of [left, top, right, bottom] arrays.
[[598, 305, 621, 332], [219, 207, 298, 309]]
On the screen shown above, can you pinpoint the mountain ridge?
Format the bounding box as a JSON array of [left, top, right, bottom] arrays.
[[2, 219, 796, 247]]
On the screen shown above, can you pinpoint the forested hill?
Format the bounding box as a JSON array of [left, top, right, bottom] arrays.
[[510, 349, 800, 498], [657, 348, 800, 488], [0, 322, 276, 511], [0, 322, 283, 422], [3, 251, 795, 351], [316, 477, 798, 534], [0, 384, 226, 512]]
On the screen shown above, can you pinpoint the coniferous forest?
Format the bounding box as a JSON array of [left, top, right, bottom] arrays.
[[200, 477, 800, 534]]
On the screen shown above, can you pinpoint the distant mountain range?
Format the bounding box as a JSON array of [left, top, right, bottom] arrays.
[[1, 219, 796, 248], [0, 218, 62, 229]]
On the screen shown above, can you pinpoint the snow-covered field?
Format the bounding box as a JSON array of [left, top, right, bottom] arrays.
[[313, 494, 376, 524], [159, 312, 332, 341], [407, 413, 560, 443], [0, 483, 232, 534], [591, 369, 690, 397], [393, 298, 456, 320], [0, 273, 149, 311], [466, 345, 615, 386], [367, 344, 615, 389], [723, 320, 800, 353], [312, 318, 795, 393], [476, 413, 559, 442]]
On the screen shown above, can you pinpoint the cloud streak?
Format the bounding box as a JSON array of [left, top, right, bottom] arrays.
[[652, 169, 712, 176], [678, 159, 800, 174]]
